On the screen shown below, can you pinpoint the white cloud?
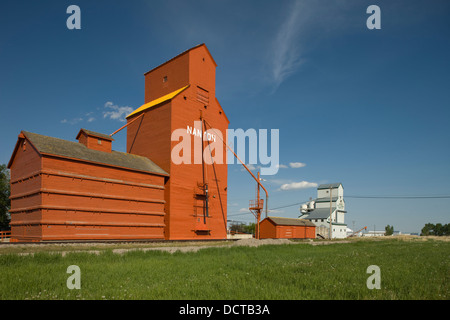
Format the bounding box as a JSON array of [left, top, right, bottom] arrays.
[[103, 101, 133, 122], [241, 164, 259, 172], [269, 0, 305, 91], [60, 117, 83, 125], [268, 209, 284, 214], [239, 208, 249, 213], [280, 181, 317, 191], [267, 178, 292, 185], [277, 164, 289, 169], [289, 162, 306, 168]]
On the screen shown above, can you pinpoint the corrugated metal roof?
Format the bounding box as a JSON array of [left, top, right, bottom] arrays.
[[301, 208, 335, 220], [266, 217, 315, 227], [126, 85, 189, 119], [22, 131, 168, 176], [317, 183, 342, 190], [314, 196, 338, 203]]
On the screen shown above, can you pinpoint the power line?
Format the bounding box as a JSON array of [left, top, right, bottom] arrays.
[[346, 195, 450, 199], [227, 195, 450, 217], [228, 211, 253, 217], [267, 195, 450, 210], [269, 201, 308, 211]]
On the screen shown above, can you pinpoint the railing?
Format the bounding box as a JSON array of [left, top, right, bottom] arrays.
[[0, 231, 11, 241], [249, 199, 264, 210]]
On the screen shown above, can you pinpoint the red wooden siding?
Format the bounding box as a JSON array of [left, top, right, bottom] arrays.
[[127, 44, 228, 240], [8, 43, 229, 243], [8, 136, 166, 242], [260, 217, 316, 239]]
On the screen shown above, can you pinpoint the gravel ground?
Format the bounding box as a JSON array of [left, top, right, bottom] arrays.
[[1, 238, 299, 256], [3, 235, 445, 256]]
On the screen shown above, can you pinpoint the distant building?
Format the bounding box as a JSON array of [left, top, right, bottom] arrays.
[[363, 231, 386, 237], [299, 183, 347, 239]]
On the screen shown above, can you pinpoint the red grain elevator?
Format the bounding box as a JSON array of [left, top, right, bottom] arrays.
[[7, 43, 229, 242], [126, 44, 229, 240]]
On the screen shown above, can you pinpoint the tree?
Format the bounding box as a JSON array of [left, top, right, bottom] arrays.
[[421, 223, 450, 236], [443, 223, 450, 236], [229, 222, 255, 235], [229, 223, 246, 233], [385, 224, 394, 236], [434, 223, 444, 236], [0, 164, 11, 230], [242, 223, 256, 235], [421, 223, 435, 236]]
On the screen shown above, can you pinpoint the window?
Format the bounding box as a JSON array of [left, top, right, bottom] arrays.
[[163, 76, 168, 83], [98, 139, 102, 145]]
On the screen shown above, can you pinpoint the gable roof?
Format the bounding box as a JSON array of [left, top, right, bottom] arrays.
[[317, 183, 342, 190], [76, 128, 114, 141], [9, 131, 168, 176], [143, 43, 217, 75], [126, 85, 189, 119], [265, 217, 315, 227]]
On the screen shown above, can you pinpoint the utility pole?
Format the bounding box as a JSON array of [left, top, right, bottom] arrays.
[[329, 187, 333, 239], [249, 171, 263, 240], [256, 171, 261, 239]]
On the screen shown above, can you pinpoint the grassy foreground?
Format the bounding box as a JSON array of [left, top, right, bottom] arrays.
[[0, 238, 448, 300]]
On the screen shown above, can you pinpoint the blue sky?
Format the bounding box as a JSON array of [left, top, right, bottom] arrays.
[[1, 0, 449, 233]]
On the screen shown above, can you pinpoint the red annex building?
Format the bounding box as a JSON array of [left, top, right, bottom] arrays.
[[8, 44, 229, 242], [259, 217, 316, 239]]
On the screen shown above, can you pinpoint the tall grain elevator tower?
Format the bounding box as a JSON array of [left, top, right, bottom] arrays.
[[126, 44, 229, 240]]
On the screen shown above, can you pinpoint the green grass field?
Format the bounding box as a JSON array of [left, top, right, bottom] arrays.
[[0, 238, 448, 300]]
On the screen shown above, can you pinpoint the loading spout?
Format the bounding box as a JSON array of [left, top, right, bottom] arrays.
[[203, 119, 269, 218]]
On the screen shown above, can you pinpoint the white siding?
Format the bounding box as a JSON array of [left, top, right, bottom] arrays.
[[317, 185, 343, 199]]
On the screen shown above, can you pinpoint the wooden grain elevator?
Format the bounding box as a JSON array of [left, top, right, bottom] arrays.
[[8, 44, 229, 242], [126, 44, 229, 240]]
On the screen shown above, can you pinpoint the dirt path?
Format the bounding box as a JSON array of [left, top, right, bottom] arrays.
[[2, 238, 300, 256]]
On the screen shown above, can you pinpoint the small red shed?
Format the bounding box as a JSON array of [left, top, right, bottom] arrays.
[[260, 217, 316, 239]]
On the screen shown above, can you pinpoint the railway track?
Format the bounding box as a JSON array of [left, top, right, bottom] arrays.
[[0, 238, 238, 246]]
